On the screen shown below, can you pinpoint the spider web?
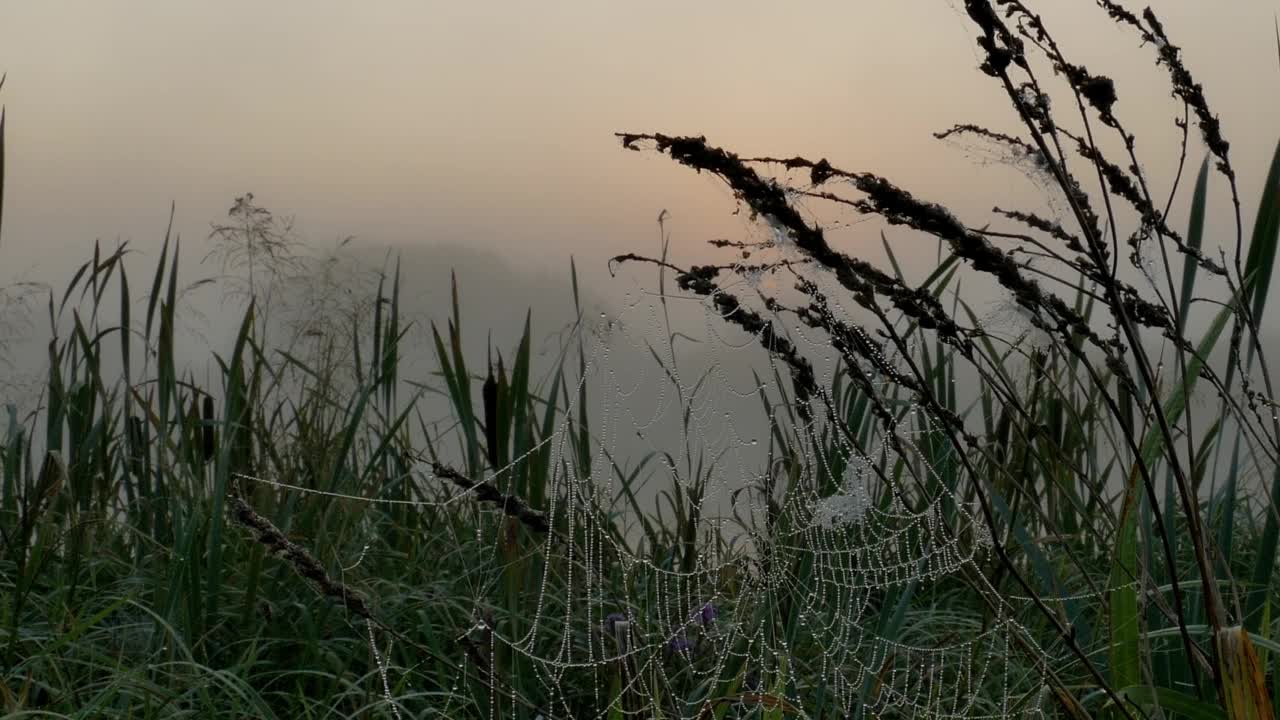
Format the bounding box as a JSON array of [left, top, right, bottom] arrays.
[[488, 240, 1060, 717], [238, 230, 1088, 719]]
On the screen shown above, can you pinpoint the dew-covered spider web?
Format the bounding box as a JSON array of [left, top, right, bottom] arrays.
[[236, 221, 1094, 719]]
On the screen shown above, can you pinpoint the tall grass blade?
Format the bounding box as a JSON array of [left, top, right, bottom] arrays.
[[1115, 686, 1227, 720], [0, 102, 5, 249], [1178, 154, 1210, 334], [1244, 136, 1280, 628], [207, 302, 256, 626], [1139, 301, 1232, 466]]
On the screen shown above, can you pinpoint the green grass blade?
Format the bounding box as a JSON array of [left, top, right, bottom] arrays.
[[0, 103, 6, 249], [1177, 154, 1210, 335], [1139, 301, 1232, 467], [1115, 685, 1227, 720], [1244, 136, 1280, 628], [1243, 136, 1280, 365], [207, 302, 256, 626], [509, 312, 532, 494]]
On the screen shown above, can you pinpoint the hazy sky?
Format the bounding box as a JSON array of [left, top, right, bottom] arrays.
[[3, 1, 1277, 293]]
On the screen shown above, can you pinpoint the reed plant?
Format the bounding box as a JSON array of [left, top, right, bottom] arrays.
[[610, 1, 1280, 717]]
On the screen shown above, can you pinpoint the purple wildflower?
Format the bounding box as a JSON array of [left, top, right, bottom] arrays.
[[667, 635, 692, 654], [698, 601, 718, 625]]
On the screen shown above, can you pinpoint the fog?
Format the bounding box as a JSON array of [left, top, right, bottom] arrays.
[[3, 2, 1278, 282]]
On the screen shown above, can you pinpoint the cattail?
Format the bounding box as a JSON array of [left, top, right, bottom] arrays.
[[33, 451, 65, 515], [127, 415, 145, 474], [201, 395, 216, 463]]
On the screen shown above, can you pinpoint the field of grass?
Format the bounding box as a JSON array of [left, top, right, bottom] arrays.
[[4, 2, 1280, 719]]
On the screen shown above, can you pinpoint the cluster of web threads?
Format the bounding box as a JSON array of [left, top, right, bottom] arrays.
[[237, 239, 1110, 718], [478, 253, 1046, 718]]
